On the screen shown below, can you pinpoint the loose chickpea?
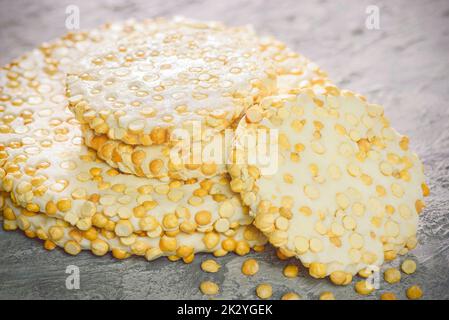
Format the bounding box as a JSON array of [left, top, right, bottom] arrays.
[[354, 280, 374, 295], [200, 281, 219, 295], [384, 268, 401, 284], [319, 292, 335, 300], [330, 271, 352, 286], [406, 285, 423, 300], [380, 292, 397, 300], [256, 284, 272, 299], [242, 258, 259, 276], [281, 292, 301, 300], [283, 264, 299, 278], [358, 268, 373, 278], [201, 259, 221, 273], [401, 259, 417, 275]]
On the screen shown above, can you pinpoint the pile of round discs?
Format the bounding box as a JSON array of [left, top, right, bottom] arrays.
[[0, 17, 428, 299]]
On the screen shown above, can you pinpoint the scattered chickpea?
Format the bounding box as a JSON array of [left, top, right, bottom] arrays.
[[384, 268, 401, 284], [200, 281, 219, 295], [319, 292, 335, 300], [281, 292, 301, 300], [354, 280, 374, 295], [358, 268, 373, 278], [283, 264, 299, 278], [242, 258, 259, 276], [401, 259, 417, 275], [380, 292, 397, 300], [406, 285, 423, 300], [256, 283, 272, 299], [201, 259, 221, 273], [329, 271, 352, 286]]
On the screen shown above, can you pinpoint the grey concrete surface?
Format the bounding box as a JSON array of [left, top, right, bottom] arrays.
[[0, 0, 448, 300]]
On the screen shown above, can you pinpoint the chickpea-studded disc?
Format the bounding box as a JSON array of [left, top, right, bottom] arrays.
[[0, 33, 257, 241], [228, 90, 428, 278], [66, 17, 277, 146], [1, 195, 267, 261]]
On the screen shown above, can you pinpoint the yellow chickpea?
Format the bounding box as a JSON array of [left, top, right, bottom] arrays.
[[319, 292, 335, 300], [355, 280, 374, 295], [256, 284, 272, 299], [380, 292, 397, 300], [406, 285, 423, 300], [283, 264, 299, 278], [200, 281, 219, 295], [201, 259, 221, 273], [242, 258, 259, 276], [401, 259, 417, 275], [281, 292, 301, 300], [384, 268, 401, 284]]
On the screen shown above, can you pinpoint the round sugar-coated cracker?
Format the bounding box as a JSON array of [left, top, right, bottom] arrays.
[[66, 17, 277, 146], [1, 195, 266, 261], [228, 89, 428, 279], [0, 40, 254, 239]]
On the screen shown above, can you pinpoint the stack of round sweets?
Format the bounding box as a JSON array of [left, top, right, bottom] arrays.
[[66, 17, 277, 181], [228, 89, 428, 282], [0, 17, 331, 264], [0, 22, 268, 262]]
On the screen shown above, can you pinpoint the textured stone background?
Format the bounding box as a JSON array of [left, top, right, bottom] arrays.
[[0, 0, 448, 300]]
